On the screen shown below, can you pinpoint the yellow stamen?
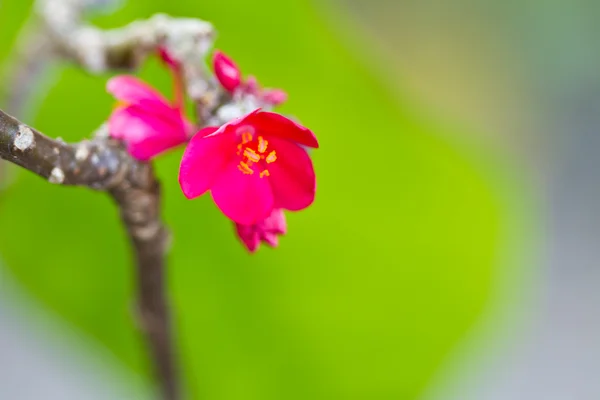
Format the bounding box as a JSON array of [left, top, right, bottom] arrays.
[[241, 131, 253, 144], [257, 136, 268, 153], [237, 162, 254, 175], [265, 151, 277, 164], [236, 133, 278, 177], [243, 148, 260, 163]]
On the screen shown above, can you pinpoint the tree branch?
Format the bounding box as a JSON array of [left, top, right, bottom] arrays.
[[0, 108, 178, 399], [36, 0, 219, 111], [0, 1, 229, 398]]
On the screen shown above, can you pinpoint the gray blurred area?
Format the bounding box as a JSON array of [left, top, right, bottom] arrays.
[[337, 0, 600, 399], [0, 267, 151, 399]]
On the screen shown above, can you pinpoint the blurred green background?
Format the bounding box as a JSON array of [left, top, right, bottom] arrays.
[[0, 0, 528, 399]]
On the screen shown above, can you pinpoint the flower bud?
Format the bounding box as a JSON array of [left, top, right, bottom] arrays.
[[234, 209, 287, 253], [213, 50, 242, 93]]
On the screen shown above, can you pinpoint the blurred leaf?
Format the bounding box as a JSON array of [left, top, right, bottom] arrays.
[[0, 0, 510, 399]]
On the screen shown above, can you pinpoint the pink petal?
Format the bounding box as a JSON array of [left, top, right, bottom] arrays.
[[108, 106, 188, 161], [107, 75, 171, 111], [261, 232, 279, 248], [211, 161, 274, 225], [233, 208, 286, 253], [109, 105, 185, 141], [197, 126, 219, 138], [213, 50, 242, 93], [138, 104, 187, 134], [235, 223, 260, 253], [179, 128, 235, 199], [261, 89, 288, 106], [203, 108, 262, 139], [249, 111, 319, 148], [262, 208, 287, 235], [267, 137, 316, 211], [127, 131, 188, 161], [108, 107, 161, 144], [108, 106, 130, 140]]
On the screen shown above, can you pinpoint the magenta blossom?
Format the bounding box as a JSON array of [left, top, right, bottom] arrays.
[[179, 109, 318, 225], [235, 208, 287, 253], [107, 76, 191, 161], [213, 50, 288, 106]]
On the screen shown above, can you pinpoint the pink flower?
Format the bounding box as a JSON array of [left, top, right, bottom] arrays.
[[179, 109, 318, 225], [235, 208, 287, 253], [107, 76, 191, 161], [212, 50, 288, 106]]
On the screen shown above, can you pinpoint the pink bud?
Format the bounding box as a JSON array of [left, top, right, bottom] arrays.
[[243, 75, 261, 96], [234, 209, 287, 253], [213, 50, 242, 93], [262, 89, 288, 106]]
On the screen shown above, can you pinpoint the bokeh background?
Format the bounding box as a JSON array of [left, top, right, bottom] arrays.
[[1, 0, 597, 399]]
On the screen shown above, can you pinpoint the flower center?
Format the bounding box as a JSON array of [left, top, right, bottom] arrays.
[[236, 130, 277, 178]]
